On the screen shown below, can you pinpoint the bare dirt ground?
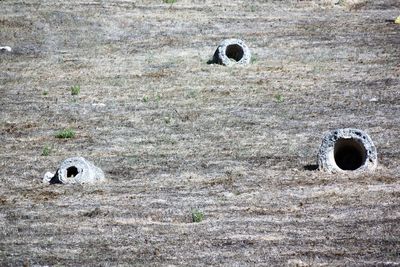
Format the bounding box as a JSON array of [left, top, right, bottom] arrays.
[[1, 0, 400, 265]]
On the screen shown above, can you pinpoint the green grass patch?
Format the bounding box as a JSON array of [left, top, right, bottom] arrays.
[[55, 129, 76, 139], [251, 54, 258, 64], [142, 96, 149, 103], [70, 85, 80, 96], [274, 94, 284, 103], [191, 209, 204, 223], [41, 145, 52, 156]]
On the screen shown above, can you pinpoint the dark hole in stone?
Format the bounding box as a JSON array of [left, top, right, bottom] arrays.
[[225, 44, 244, 62], [67, 166, 79, 178], [334, 138, 367, 171]]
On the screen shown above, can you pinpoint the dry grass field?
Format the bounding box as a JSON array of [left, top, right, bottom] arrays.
[[1, 0, 400, 265]]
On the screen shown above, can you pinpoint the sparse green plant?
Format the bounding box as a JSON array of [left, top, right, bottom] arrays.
[[164, 0, 177, 3], [41, 145, 52, 156], [274, 94, 284, 103], [186, 90, 198, 99], [251, 54, 258, 64], [55, 129, 76, 139], [156, 94, 162, 102], [142, 96, 149, 103], [164, 116, 171, 124], [43, 91, 48, 96], [70, 85, 80, 96], [337, 0, 346, 6], [191, 209, 204, 223]]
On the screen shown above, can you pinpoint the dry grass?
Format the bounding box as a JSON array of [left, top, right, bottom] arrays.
[[1, 0, 400, 265]]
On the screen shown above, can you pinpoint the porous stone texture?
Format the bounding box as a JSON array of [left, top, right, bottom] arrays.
[[43, 157, 105, 184], [318, 128, 377, 173], [212, 39, 251, 66]]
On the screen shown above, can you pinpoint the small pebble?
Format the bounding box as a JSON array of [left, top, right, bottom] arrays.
[[0, 46, 12, 52]]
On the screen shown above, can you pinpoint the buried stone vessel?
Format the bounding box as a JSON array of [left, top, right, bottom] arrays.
[[212, 39, 251, 66], [43, 157, 105, 184], [318, 128, 377, 173]]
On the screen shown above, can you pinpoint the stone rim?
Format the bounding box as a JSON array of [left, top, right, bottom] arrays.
[[58, 157, 90, 184], [317, 128, 377, 173]]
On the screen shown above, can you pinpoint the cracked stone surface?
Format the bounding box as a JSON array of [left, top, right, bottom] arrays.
[[43, 157, 105, 184], [318, 128, 378, 173]]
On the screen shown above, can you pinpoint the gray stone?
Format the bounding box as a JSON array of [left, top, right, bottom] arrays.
[[0, 46, 12, 52], [43, 157, 105, 184], [212, 39, 251, 66], [317, 128, 377, 173]]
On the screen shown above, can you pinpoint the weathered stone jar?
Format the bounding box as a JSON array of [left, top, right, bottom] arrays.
[[318, 128, 377, 173], [212, 39, 251, 66], [43, 157, 105, 184]]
